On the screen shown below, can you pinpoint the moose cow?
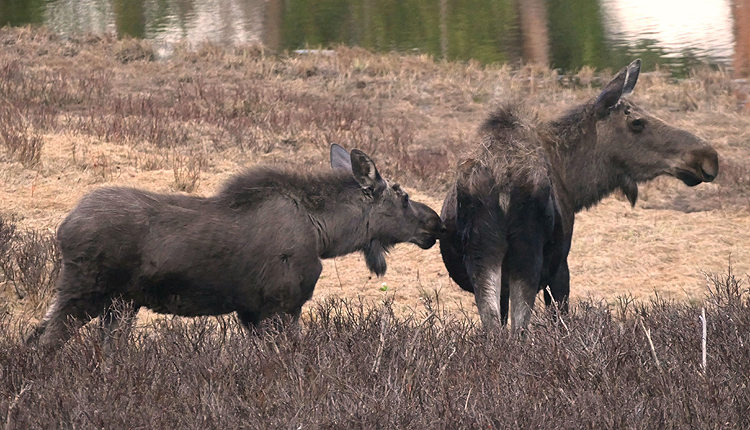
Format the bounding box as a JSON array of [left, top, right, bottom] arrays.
[[31, 144, 446, 350], [440, 59, 719, 332]]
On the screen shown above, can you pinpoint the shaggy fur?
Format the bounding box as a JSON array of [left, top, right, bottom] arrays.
[[30, 145, 446, 350], [441, 60, 719, 332]]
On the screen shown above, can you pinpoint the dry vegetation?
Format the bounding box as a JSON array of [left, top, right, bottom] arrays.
[[1, 26, 750, 427], [1, 261, 749, 428]]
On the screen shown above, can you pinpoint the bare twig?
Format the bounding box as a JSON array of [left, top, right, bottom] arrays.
[[371, 307, 390, 374], [333, 258, 344, 289], [639, 317, 661, 371], [700, 307, 707, 372], [5, 383, 32, 430], [545, 286, 570, 336]]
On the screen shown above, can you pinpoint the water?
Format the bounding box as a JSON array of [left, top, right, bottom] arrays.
[[601, 0, 734, 64], [0, 0, 739, 71]]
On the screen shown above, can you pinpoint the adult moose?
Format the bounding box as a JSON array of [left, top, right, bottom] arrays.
[[440, 59, 719, 332], [31, 144, 446, 350]]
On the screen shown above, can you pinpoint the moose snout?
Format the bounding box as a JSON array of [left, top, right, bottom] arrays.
[[698, 148, 719, 182], [425, 215, 447, 238], [676, 145, 719, 186], [687, 146, 719, 182], [411, 211, 447, 249]]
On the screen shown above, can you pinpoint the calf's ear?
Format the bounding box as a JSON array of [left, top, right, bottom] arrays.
[[331, 143, 353, 172], [594, 59, 641, 118], [350, 149, 387, 196], [622, 59, 640, 95]]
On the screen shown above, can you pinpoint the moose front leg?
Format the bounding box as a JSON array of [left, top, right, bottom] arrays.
[[543, 259, 570, 314], [100, 300, 137, 356]]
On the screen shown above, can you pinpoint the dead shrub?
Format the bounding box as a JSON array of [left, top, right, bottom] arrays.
[[130, 149, 169, 172], [1, 274, 749, 428], [172, 150, 208, 193], [114, 37, 155, 64], [89, 153, 120, 182], [0, 216, 60, 310], [0, 102, 43, 166]]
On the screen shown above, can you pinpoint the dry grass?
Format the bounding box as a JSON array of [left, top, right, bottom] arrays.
[[1, 273, 749, 429], [1, 25, 749, 321]]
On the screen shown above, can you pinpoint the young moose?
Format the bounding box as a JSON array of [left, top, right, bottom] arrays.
[[32, 144, 446, 350], [441, 59, 719, 332]]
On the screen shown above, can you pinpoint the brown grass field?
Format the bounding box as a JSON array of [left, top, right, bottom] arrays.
[[1, 26, 750, 429], [2, 26, 749, 321]]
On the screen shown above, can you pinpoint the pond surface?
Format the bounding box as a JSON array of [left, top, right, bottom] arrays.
[[0, 0, 737, 71], [602, 0, 734, 63]]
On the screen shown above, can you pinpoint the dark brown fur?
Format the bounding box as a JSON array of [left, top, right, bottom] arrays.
[[440, 60, 719, 332], [31, 145, 446, 350]]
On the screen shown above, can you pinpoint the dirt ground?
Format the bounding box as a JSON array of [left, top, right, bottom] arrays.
[[1, 27, 749, 322], [4, 151, 748, 321]]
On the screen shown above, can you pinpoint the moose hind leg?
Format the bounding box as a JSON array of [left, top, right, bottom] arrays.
[[464, 225, 507, 330], [472, 264, 505, 330], [506, 231, 545, 334], [500, 271, 510, 326]]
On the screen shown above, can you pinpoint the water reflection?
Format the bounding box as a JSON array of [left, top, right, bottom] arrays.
[[44, 0, 115, 35], [0, 0, 739, 73], [142, 0, 264, 57], [0, 0, 46, 27], [601, 0, 734, 64]]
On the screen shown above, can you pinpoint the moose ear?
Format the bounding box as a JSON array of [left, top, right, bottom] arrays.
[[350, 149, 386, 194], [594, 59, 641, 117], [622, 59, 640, 95], [330, 143, 352, 172]]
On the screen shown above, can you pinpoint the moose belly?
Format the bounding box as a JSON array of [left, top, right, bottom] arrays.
[[138, 273, 241, 317]]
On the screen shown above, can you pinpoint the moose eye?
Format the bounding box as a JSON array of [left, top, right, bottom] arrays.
[[629, 118, 645, 133]]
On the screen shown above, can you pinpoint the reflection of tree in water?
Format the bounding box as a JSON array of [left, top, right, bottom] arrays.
[[0, 0, 46, 27], [42, 0, 115, 36], [282, 0, 521, 64], [140, 0, 264, 53], [114, 0, 145, 38], [734, 0, 750, 77], [1, 0, 740, 74], [548, 0, 606, 70]]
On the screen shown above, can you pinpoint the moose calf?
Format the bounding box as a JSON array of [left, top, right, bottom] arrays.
[[32, 144, 446, 350]]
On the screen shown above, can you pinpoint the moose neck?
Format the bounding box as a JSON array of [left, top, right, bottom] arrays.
[[546, 105, 625, 212], [313, 186, 374, 260]]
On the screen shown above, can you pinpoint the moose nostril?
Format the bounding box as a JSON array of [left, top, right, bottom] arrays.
[[701, 166, 716, 182], [700, 158, 718, 182]]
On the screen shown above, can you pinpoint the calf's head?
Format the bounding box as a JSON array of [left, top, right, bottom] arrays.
[[331, 144, 446, 275], [591, 59, 719, 205]]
